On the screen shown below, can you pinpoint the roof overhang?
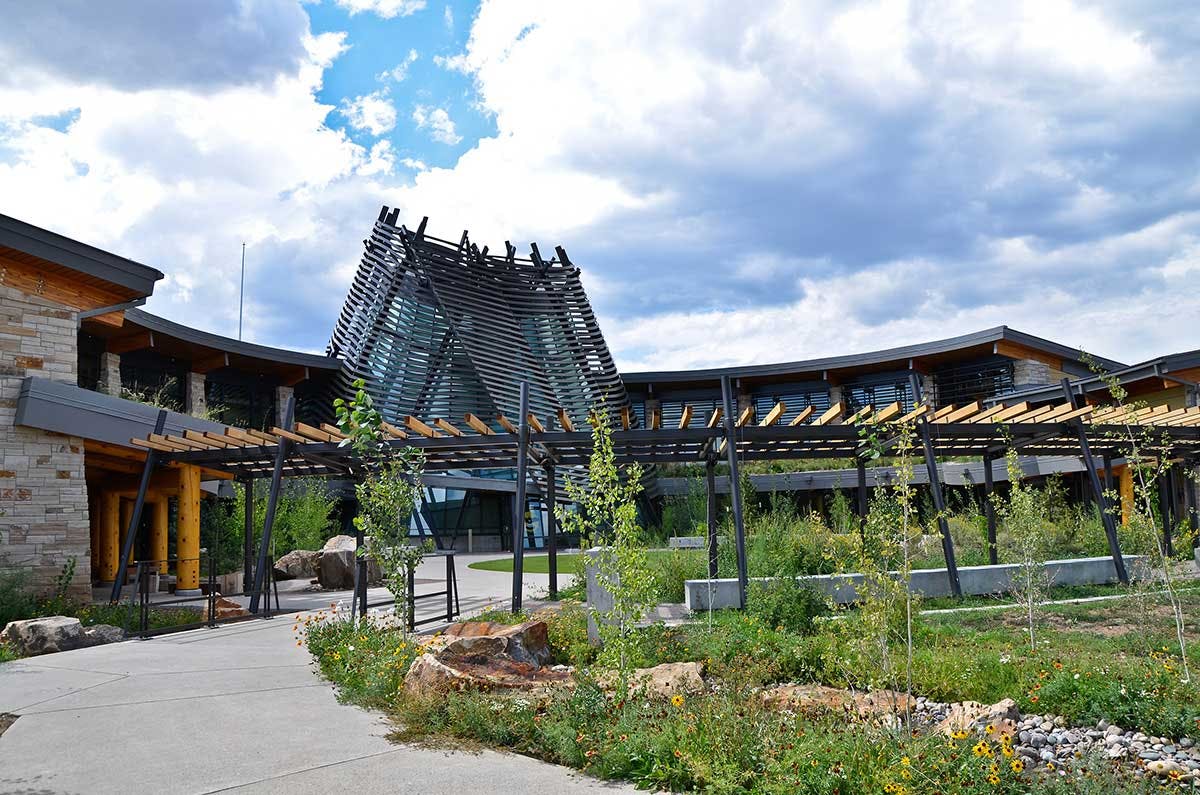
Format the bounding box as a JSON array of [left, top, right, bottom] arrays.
[[0, 213, 163, 298]]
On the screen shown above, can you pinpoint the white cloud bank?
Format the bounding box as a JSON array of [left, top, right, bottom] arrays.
[[0, 0, 1197, 368], [341, 90, 398, 135]]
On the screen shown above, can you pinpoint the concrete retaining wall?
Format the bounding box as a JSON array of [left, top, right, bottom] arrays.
[[684, 555, 1147, 611]]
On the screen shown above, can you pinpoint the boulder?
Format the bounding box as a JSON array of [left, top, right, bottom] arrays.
[[441, 619, 551, 666], [936, 698, 1020, 740], [0, 616, 124, 657], [402, 619, 568, 695], [273, 549, 320, 581], [618, 662, 704, 698], [762, 684, 915, 719], [317, 535, 357, 590], [200, 597, 250, 622], [81, 624, 126, 647]]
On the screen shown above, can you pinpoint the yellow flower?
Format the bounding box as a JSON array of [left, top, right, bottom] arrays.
[[900, 756, 910, 767], [1011, 759, 1025, 773], [900, 769, 911, 780], [952, 730, 969, 740], [1045, 762, 1055, 771], [987, 773, 1000, 785], [1000, 744, 1014, 758], [670, 694, 685, 708], [972, 741, 992, 758]]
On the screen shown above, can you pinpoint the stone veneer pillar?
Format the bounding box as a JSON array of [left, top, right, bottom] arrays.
[[98, 351, 122, 396], [275, 385, 294, 426], [0, 282, 91, 598], [185, 371, 207, 418]]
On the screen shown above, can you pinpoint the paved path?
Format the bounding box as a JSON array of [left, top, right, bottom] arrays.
[[0, 556, 632, 795]]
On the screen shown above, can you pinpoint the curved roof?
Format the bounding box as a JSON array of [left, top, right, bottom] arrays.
[[124, 308, 341, 370], [622, 326, 1126, 386]]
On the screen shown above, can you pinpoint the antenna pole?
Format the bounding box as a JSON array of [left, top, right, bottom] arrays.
[[241, 242, 248, 343]]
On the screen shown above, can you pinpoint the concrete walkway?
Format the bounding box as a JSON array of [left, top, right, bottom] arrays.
[[0, 556, 632, 795]]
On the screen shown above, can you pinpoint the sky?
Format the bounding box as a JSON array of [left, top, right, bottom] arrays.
[[1, 1, 1198, 372]]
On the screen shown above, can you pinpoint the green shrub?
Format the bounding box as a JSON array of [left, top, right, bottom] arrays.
[[746, 577, 830, 635], [301, 611, 421, 708], [0, 567, 39, 627]]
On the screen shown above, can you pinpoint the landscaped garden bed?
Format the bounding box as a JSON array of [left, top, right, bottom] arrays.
[[301, 588, 1199, 793]]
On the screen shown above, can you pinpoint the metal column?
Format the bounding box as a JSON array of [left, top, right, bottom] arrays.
[[250, 396, 294, 613], [983, 453, 998, 566], [111, 409, 167, 603], [705, 457, 718, 579], [908, 373, 962, 598], [545, 463, 558, 600], [511, 381, 530, 614], [855, 458, 868, 535], [1059, 379, 1128, 584], [720, 376, 748, 609], [242, 478, 254, 595]]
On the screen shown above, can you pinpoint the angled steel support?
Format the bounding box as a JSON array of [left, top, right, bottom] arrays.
[[250, 396, 295, 613], [511, 381, 530, 614], [1060, 378, 1128, 584], [909, 373, 961, 598], [111, 409, 167, 603], [720, 376, 748, 609], [705, 456, 718, 579]]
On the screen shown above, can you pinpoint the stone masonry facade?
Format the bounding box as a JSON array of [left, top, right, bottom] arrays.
[[0, 282, 91, 599]]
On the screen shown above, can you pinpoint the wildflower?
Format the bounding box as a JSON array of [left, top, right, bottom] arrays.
[[670, 694, 685, 708], [1028, 695, 1039, 704], [1011, 759, 1025, 773], [584, 749, 597, 758], [1000, 744, 1014, 758], [673, 749, 682, 758], [986, 773, 1000, 784], [900, 756, 910, 767], [1046, 762, 1055, 771], [952, 730, 969, 740], [972, 741, 992, 758], [900, 769, 911, 780]]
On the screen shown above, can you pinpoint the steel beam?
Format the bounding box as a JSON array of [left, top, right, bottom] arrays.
[[242, 477, 254, 595], [1060, 378, 1127, 584], [250, 396, 294, 613], [909, 373, 962, 598], [720, 376, 748, 609]]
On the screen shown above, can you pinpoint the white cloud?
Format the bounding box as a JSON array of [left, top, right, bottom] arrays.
[[411, 105, 461, 144], [341, 90, 397, 135], [444, 5, 454, 30], [1, 0, 1197, 370], [333, 0, 426, 19], [378, 49, 419, 82]]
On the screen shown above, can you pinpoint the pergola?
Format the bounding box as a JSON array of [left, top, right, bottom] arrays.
[[114, 375, 1200, 612]]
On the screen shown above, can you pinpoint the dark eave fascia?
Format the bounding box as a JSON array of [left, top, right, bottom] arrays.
[[991, 356, 1199, 405], [0, 213, 164, 297], [15, 376, 228, 448], [124, 308, 341, 371], [622, 326, 1127, 387]]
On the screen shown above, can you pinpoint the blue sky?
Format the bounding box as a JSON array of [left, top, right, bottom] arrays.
[[0, 1, 1198, 372]]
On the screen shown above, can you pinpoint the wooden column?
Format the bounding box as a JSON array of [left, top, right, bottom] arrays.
[[149, 497, 169, 575], [98, 491, 121, 585], [176, 465, 202, 592], [1119, 465, 1134, 526], [119, 499, 135, 567]]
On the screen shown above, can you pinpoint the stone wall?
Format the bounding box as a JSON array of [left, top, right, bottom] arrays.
[[0, 283, 91, 599]]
